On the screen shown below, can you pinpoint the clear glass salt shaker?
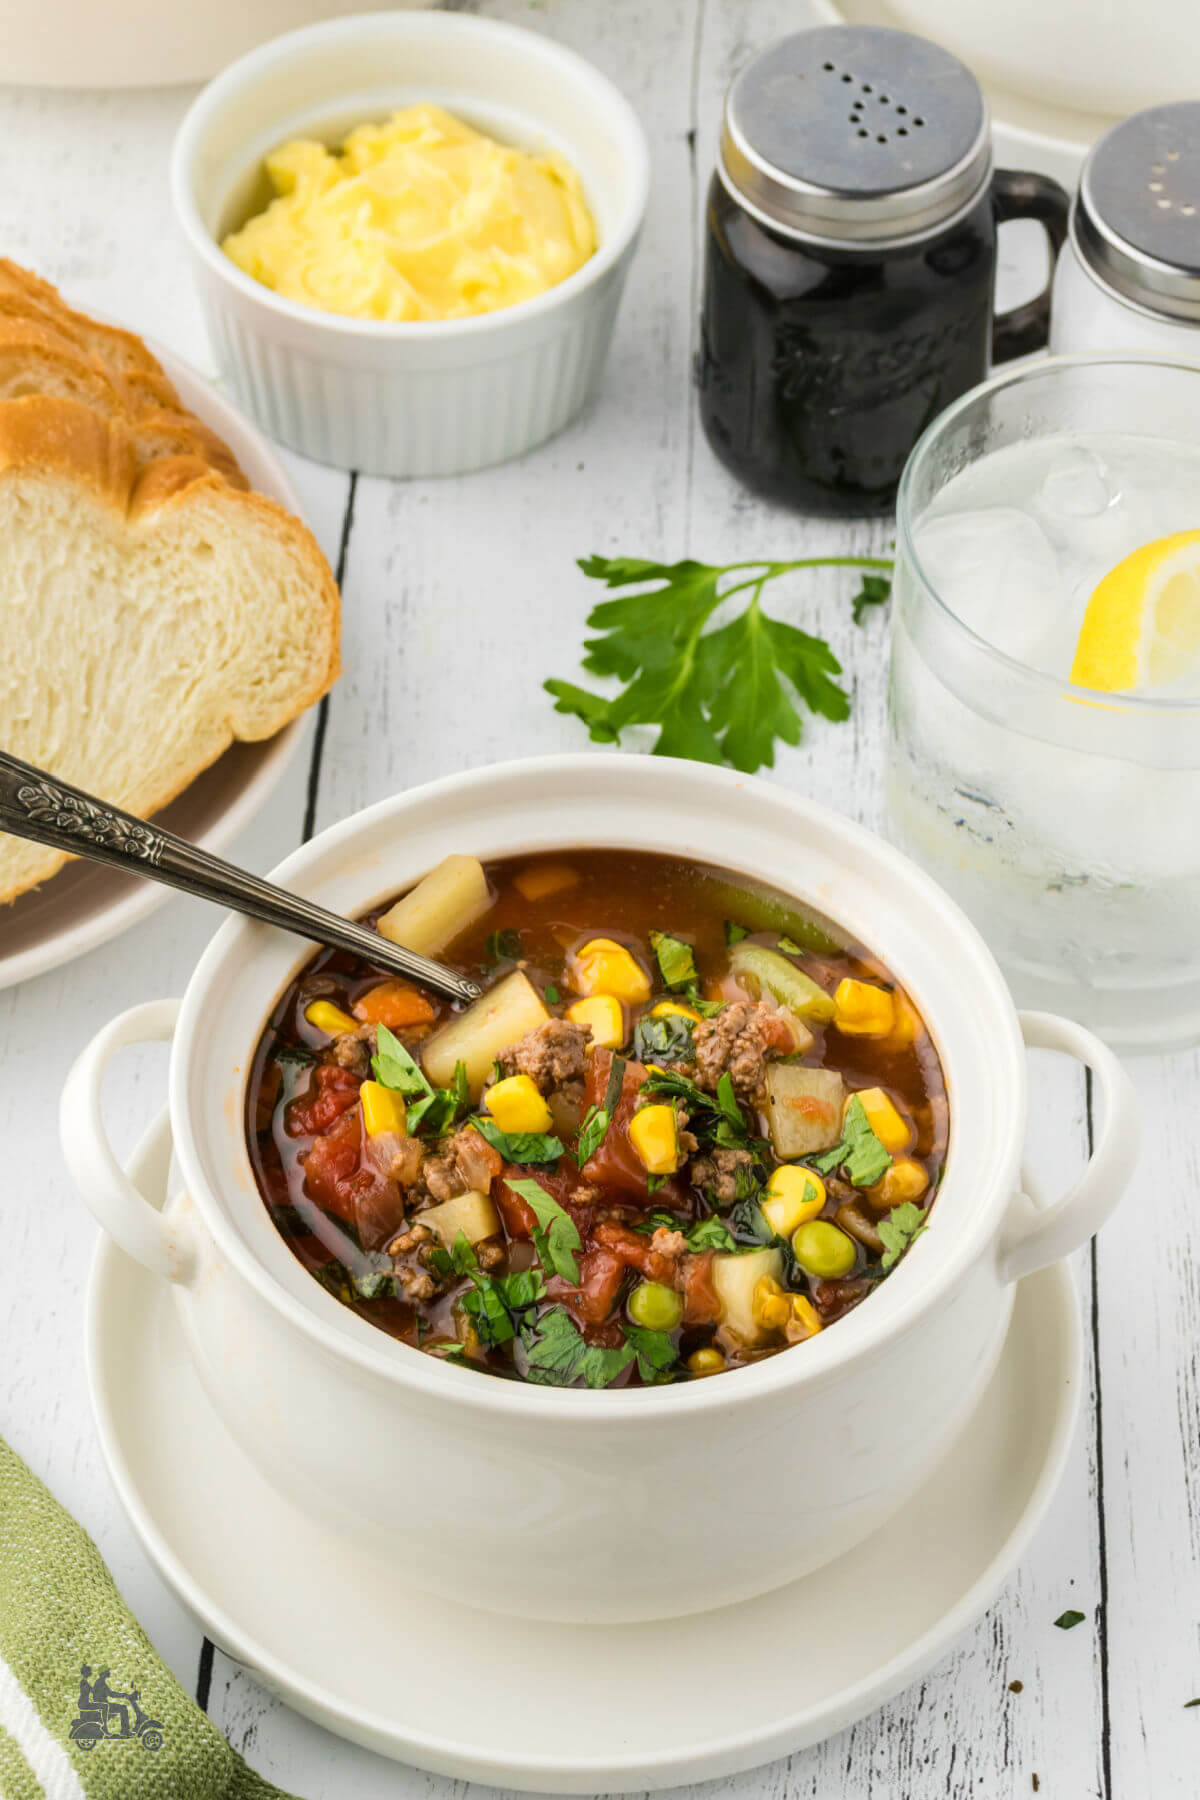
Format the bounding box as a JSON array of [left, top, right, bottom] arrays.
[[1050, 102, 1200, 356]]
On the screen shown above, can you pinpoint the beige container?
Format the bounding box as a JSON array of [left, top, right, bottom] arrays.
[[5, 0, 433, 88]]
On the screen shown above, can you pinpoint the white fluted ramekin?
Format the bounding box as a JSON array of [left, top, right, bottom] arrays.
[[170, 12, 649, 476]]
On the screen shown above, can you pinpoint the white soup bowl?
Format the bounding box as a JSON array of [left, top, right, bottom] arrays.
[[62, 755, 1138, 1624]]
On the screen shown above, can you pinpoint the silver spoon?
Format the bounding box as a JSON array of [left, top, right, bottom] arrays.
[[0, 750, 482, 1004]]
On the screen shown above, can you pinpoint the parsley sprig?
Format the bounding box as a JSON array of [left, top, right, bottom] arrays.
[[545, 554, 892, 773], [371, 1025, 468, 1136]]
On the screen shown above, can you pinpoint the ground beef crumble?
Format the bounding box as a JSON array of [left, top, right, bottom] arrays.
[[499, 1018, 590, 1092], [693, 1001, 779, 1102], [688, 1143, 756, 1203], [420, 1125, 503, 1202]]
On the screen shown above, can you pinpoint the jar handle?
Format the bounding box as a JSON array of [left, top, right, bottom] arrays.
[[990, 169, 1071, 363]]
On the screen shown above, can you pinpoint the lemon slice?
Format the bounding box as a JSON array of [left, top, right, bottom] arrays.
[[1071, 530, 1200, 692]]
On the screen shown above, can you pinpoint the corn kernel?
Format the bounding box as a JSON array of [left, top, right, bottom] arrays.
[[854, 1085, 911, 1152], [651, 999, 703, 1024], [868, 1157, 929, 1211], [753, 1275, 791, 1332], [761, 1164, 826, 1236], [886, 992, 920, 1047], [360, 1080, 408, 1138], [565, 994, 625, 1051], [304, 999, 356, 1037], [570, 938, 652, 1005], [513, 862, 581, 902], [484, 1074, 554, 1135], [791, 1295, 823, 1338], [833, 978, 895, 1037], [628, 1103, 679, 1175], [688, 1347, 726, 1377]]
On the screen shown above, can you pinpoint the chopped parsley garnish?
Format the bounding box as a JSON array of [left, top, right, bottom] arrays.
[[371, 1029, 467, 1136], [724, 919, 750, 946], [639, 1063, 757, 1152], [372, 1024, 431, 1096], [576, 1103, 609, 1165], [486, 928, 522, 965], [505, 1178, 582, 1283], [602, 1052, 627, 1119], [544, 554, 891, 773], [520, 1309, 678, 1388], [448, 1233, 546, 1350], [407, 1059, 469, 1137], [310, 1259, 398, 1304], [522, 1307, 632, 1389], [1054, 1610, 1086, 1630], [632, 1010, 695, 1064], [878, 1201, 928, 1271], [684, 1216, 737, 1252], [623, 1325, 677, 1384], [649, 929, 699, 993], [544, 983, 560, 1005], [470, 1116, 565, 1166], [852, 570, 892, 626], [811, 1093, 892, 1187]]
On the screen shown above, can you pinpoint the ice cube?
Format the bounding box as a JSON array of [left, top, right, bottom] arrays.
[[1034, 445, 1118, 520], [912, 507, 1062, 665]]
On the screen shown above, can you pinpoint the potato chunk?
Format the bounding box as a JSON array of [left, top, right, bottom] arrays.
[[417, 1190, 501, 1250], [711, 1247, 784, 1347], [763, 1064, 846, 1160], [376, 855, 491, 958], [421, 970, 549, 1097]]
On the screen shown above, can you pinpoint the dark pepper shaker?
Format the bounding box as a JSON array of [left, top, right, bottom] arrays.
[[697, 26, 1069, 516]]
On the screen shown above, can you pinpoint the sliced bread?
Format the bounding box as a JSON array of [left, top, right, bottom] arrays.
[[0, 394, 340, 903]]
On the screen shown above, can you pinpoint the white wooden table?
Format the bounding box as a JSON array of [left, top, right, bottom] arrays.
[[1, 3, 1196, 1795]]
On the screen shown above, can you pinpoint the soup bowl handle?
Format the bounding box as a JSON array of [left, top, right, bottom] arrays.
[[996, 1011, 1140, 1284], [61, 999, 198, 1286]]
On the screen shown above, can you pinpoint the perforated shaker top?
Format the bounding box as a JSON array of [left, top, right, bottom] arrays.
[[719, 25, 991, 247], [1076, 103, 1200, 322]]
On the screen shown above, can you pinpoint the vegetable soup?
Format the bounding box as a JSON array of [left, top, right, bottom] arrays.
[[246, 850, 948, 1387]]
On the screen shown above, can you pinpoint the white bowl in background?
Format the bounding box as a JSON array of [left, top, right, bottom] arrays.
[[170, 12, 650, 477], [61, 755, 1138, 1624], [887, 0, 1198, 120], [2, 0, 433, 88]]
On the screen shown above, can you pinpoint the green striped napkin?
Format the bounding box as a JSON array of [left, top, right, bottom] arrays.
[[0, 1436, 301, 1799]]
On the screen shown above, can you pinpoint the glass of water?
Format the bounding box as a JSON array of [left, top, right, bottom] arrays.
[[888, 355, 1200, 1052]]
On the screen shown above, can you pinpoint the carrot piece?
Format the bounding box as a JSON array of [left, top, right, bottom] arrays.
[[353, 980, 435, 1029]]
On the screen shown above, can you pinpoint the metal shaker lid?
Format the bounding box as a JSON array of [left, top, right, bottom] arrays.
[[1075, 103, 1200, 322], [718, 25, 991, 248]]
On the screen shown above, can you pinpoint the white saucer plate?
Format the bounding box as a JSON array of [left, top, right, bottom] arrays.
[[87, 1113, 1083, 1794], [811, 0, 1118, 186], [0, 344, 313, 991]]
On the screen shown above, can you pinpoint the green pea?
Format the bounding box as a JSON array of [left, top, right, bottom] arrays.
[[628, 1280, 684, 1332], [791, 1220, 857, 1280]]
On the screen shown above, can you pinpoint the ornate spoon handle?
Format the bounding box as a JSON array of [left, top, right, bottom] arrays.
[[0, 751, 481, 1004]]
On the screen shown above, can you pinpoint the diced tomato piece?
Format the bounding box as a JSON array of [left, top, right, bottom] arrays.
[[353, 980, 436, 1030], [286, 1063, 362, 1137], [679, 1251, 720, 1325], [581, 1050, 689, 1207], [301, 1109, 362, 1222], [301, 1106, 405, 1247], [568, 1246, 627, 1324], [591, 1219, 676, 1283]]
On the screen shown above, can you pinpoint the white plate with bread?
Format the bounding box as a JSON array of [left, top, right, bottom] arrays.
[[0, 261, 340, 988]]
